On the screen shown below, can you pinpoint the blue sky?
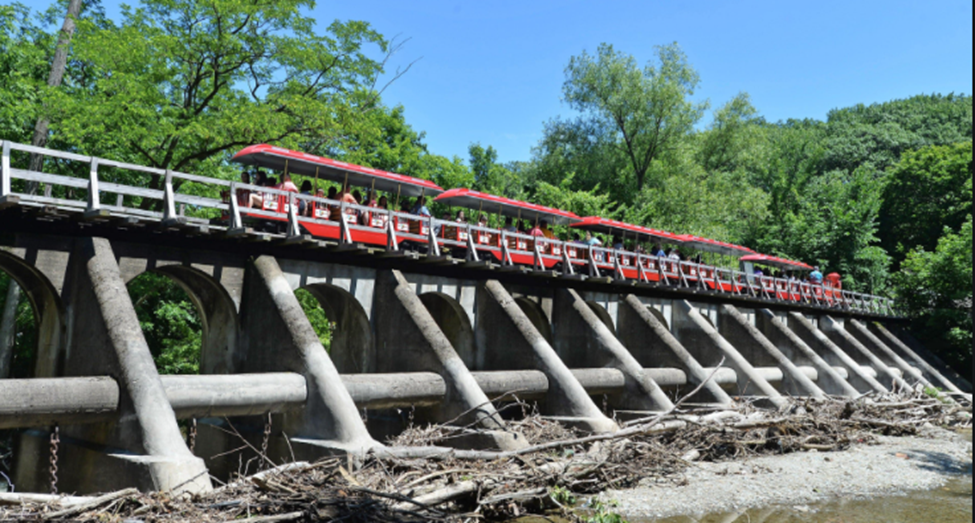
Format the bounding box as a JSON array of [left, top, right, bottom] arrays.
[[97, 0, 972, 164]]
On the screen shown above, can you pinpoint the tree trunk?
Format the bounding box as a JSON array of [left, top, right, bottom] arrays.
[[0, 281, 20, 378], [26, 0, 83, 194]]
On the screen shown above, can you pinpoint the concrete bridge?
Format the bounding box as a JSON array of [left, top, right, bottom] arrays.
[[0, 142, 970, 495]]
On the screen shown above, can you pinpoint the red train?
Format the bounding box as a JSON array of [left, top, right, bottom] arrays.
[[230, 144, 872, 311]]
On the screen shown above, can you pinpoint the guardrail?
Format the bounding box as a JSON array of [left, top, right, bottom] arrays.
[[0, 140, 895, 316]]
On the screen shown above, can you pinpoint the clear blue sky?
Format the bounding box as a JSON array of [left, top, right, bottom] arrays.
[[100, 0, 973, 164]]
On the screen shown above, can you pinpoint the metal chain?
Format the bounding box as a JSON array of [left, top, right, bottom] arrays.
[[602, 394, 609, 415], [260, 412, 272, 469], [188, 418, 197, 454], [48, 425, 59, 495]]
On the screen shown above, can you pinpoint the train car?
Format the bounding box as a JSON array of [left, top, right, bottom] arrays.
[[433, 188, 581, 269], [739, 253, 840, 305], [674, 234, 756, 293], [230, 144, 444, 247], [569, 217, 684, 281]]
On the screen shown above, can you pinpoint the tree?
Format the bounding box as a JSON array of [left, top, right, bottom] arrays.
[[47, 0, 395, 201], [561, 42, 708, 193], [879, 141, 973, 265], [0, 3, 54, 143], [697, 92, 767, 175], [893, 216, 973, 372]]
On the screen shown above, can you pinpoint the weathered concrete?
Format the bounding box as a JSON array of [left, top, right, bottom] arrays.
[[672, 300, 787, 408], [787, 312, 888, 394], [617, 295, 732, 405], [0, 280, 18, 378], [551, 288, 674, 412], [847, 320, 929, 387], [0, 376, 119, 428], [14, 237, 210, 495], [239, 255, 377, 452], [755, 310, 859, 397], [819, 316, 912, 392], [718, 305, 825, 399], [475, 280, 617, 432], [374, 270, 523, 450], [869, 322, 971, 394]]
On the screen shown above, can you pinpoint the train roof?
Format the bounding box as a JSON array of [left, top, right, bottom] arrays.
[[231, 144, 444, 198], [434, 188, 581, 225], [571, 216, 683, 243], [675, 235, 756, 257], [740, 253, 814, 270]]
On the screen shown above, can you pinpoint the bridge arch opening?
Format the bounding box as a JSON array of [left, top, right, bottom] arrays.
[[300, 283, 373, 374], [585, 301, 616, 335], [514, 297, 552, 344], [125, 265, 239, 375], [647, 306, 669, 330], [419, 292, 475, 368], [0, 251, 64, 379]]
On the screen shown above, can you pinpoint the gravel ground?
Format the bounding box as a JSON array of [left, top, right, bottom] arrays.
[[599, 426, 973, 520]]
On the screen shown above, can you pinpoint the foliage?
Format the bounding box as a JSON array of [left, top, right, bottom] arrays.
[[893, 215, 973, 371], [0, 3, 52, 143], [0, 272, 37, 379], [880, 141, 973, 264], [128, 272, 202, 374], [295, 288, 332, 351]]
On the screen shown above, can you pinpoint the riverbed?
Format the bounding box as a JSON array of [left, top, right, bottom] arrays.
[[601, 428, 972, 522]]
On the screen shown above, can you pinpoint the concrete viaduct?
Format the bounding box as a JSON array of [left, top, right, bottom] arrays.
[[1, 210, 970, 496]]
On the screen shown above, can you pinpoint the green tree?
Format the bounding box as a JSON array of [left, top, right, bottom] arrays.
[[46, 0, 392, 197], [879, 141, 973, 264], [893, 215, 973, 372], [127, 272, 202, 375], [0, 3, 53, 143], [558, 42, 708, 194]]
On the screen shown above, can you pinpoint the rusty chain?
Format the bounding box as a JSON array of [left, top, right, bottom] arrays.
[[48, 425, 59, 495], [260, 412, 271, 469], [188, 418, 197, 454]]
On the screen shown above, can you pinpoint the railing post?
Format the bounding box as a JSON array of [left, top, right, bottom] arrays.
[[287, 193, 300, 237], [427, 216, 441, 256], [386, 211, 399, 251], [0, 141, 10, 198], [86, 158, 101, 212], [339, 202, 352, 243], [162, 169, 176, 222], [562, 242, 575, 276], [229, 182, 243, 229], [465, 224, 479, 262], [501, 231, 513, 265]]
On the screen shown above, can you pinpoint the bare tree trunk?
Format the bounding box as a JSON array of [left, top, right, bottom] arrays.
[[0, 281, 20, 378], [26, 0, 83, 194]]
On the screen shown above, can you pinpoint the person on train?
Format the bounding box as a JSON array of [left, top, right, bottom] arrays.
[[612, 237, 624, 250], [411, 196, 431, 217], [478, 214, 489, 227], [825, 272, 842, 290], [529, 221, 545, 237], [276, 172, 299, 193], [502, 217, 517, 233], [377, 195, 389, 210], [298, 180, 313, 216], [668, 248, 683, 261], [237, 171, 255, 208], [809, 266, 823, 284], [455, 210, 467, 223], [583, 230, 602, 247], [352, 190, 364, 207], [634, 243, 646, 255], [540, 220, 556, 239]]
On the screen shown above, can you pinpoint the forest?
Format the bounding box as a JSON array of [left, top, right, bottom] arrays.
[[0, 0, 971, 379]]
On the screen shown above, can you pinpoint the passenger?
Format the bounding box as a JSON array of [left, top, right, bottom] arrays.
[[298, 180, 313, 216], [478, 214, 488, 227], [377, 195, 389, 210], [540, 220, 556, 239], [411, 196, 431, 217], [612, 236, 624, 250], [809, 266, 823, 284], [400, 200, 411, 213], [276, 172, 298, 193], [529, 221, 545, 237], [825, 272, 842, 290], [352, 190, 364, 206], [693, 254, 703, 264], [634, 244, 646, 255], [326, 187, 338, 201], [518, 221, 530, 234], [584, 230, 602, 247], [754, 267, 764, 277], [502, 216, 517, 233], [455, 210, 467, 223], [668, 249, 682, 261], [239, 172, 259, 208], [437, 211, 451, 236]]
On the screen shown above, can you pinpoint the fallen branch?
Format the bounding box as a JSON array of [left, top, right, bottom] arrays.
[[45, 488, 138, 519]]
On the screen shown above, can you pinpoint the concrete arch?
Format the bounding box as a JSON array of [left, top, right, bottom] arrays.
[[585, 301, 616, 335], [647, 306, 669, 331], [147, 265, 241, 375], [515, 297, 552, 343], [0, 250, 65, 378], [419, 292, 476, 368], [302, 283, 374, 374]]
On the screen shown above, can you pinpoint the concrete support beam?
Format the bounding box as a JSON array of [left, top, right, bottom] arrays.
[[476, 280, 617, 433], [552, 288, 673, 411], [755, 310, 859, 397], [820, 316, 912, 392], [786, 312, 887, 394], [718, 305, 825, 399], [342, 372, 446, 410], [374, 270, 523, 450], [0, 377, 118, 428], [16, 237, 211, 495], [672, 300, 787, 408], [241, 256, 377, 453], [164, 373, 307, 418], [847, 320, 929, 388], [617, 295, 732, 406], [869, 323, 971, 395]]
